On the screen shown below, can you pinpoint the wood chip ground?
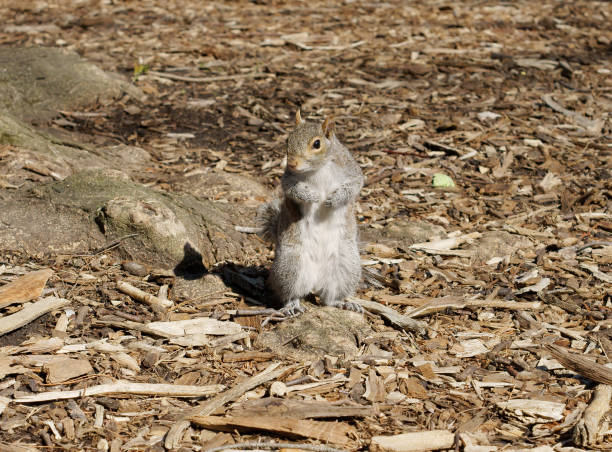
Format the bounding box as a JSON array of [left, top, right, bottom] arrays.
[[0, 1, 611, 451]]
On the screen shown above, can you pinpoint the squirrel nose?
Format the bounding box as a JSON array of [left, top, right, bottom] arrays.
[[287, 157, 301, 170]]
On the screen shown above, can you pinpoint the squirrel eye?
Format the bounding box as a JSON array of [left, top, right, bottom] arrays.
[[312, 139, 321, 150]]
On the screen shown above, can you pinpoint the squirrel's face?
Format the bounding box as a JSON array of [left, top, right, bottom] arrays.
[[286, 113, 335, 173]]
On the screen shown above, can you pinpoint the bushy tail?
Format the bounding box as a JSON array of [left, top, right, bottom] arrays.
[[256, 198, 281, 242]]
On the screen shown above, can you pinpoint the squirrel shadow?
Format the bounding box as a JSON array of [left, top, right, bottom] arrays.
[[216, 261, 280, 309], [173, 242, 207, 280], [173, 243, 277, 308]]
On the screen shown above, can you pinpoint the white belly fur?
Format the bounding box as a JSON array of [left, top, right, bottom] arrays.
[[293, 162, 346, 296]]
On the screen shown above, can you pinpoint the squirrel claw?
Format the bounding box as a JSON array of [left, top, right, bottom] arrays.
[[324, 300, 364, 313], [280, 299, 306, 317]]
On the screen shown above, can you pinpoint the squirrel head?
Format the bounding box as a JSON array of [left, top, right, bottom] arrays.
[[286, 110, 335, 173]]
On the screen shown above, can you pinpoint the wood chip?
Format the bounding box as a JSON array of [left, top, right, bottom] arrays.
[[14, 381, 225, 403], [371, 430, 455, 451], [44, 357, 93, 384], [0, 296, 69, 336], [0, 269, 53, 309], [190, 415, 356, 448], [545, 344, 612, 386]]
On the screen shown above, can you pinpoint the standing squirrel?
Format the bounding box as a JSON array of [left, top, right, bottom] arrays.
[[258, 110, 364, 315]]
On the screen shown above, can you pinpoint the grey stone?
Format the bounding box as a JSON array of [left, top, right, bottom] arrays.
[[256, 306, 373, 360]]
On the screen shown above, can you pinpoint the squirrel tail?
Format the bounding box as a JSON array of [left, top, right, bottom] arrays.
[[256, 198, 281, 242]]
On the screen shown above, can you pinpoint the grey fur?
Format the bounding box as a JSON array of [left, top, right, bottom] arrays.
[[262, 116, 364, 315], [256, 198, 281, 242]]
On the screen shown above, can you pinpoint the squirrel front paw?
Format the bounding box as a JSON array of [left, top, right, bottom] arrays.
[[280, 299, 306, 317], [324, 188, 349, 208], [289, 183, 320, 203]]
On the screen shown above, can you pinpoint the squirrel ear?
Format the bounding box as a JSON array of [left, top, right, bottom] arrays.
[[295, 109, 304, 125], [322, 116, 335, 138]]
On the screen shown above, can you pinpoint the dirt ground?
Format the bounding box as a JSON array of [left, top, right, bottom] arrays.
[[0, 0, 611, 451]]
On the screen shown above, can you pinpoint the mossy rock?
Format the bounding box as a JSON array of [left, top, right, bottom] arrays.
[[0, 170, 262, 270]]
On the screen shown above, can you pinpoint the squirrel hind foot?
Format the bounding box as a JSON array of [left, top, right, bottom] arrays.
[[280, 299, 306, 317], [323, 299, 364, 314]]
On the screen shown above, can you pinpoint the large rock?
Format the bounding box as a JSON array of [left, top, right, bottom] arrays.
[[256, 307, 373, 360], [0, 47, 148, 185], [0, 114, 151, 184], [0, 46, 142, 123], [0, 171, 263, 270]]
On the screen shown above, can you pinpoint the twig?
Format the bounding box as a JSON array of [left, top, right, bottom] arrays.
[[85, 233, 138, 256], [572, 384, 612, 446], [347, 297, 426, 335], [234, 309, 281, 316], [364, 169, 393, 187], [405, 297, 543, 318], [93, 319, 176, 338], [289, 40, 366, 51], [204, 442, 346, 452], [545, 344, 612, 385], [484, 205, 558, 227], [165, 363, 296, 449], [0, 297, 69, 336], [116, 280, 173, 310], [148, 71, 273, 83], [541, 94, 602, 133], [575, 241, 612, 253], [261, 314, 287, 327], [13, 381, 225, 403], [235, 225, 265, 233]]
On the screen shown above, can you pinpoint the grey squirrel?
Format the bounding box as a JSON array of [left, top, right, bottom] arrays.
[[258, 110, 364, 315]]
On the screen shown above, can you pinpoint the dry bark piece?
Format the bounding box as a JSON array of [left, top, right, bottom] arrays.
[[0, 443, 37, 452], [44, 357, 93, 384], [0, 268, 54, 308], [405, 296, 542, 318], [230, 398, 375, 419], [147, 317, 242, 336], [364, 368, 386, 402], [0, 296, 69, 336], [349, 297, 426, 334], [572, 384, 612, 446], [190, 415, 356, 448], [164, 363, 294, 449], [545, 344, 612, 385], [496, 399, 565, 423], [95, 317, 242, 339], [14, 381, 225, 403], [371, 430, 455, 451]]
